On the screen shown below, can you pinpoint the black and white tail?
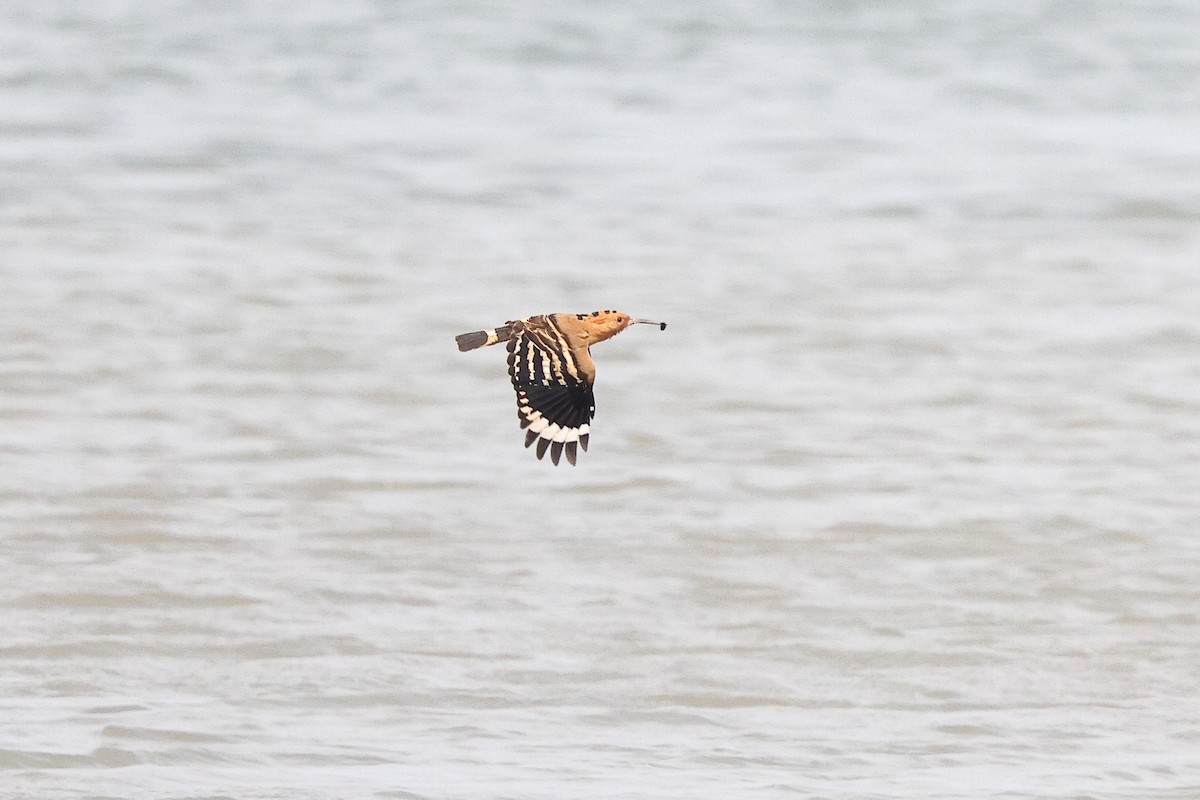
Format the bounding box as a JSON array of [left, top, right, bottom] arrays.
[[455, 324, 513, 352]]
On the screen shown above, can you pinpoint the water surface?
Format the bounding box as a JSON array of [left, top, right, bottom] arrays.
[[2, 2, 1200, 798]]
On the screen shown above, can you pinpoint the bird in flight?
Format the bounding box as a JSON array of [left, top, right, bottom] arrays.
[[456, 310, 667, 465]]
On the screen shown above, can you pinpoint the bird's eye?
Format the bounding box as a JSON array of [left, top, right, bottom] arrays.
[[617, 317, 624, 322]]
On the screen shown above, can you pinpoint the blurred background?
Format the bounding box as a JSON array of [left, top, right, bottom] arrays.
[[2, 1, 1199, 798]]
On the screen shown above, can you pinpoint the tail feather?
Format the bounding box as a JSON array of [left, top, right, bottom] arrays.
[[456, 324, 513, 352], [456, 331, 490, 351]]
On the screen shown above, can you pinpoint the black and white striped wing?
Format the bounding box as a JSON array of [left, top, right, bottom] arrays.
[[506, 321, 594, 466]]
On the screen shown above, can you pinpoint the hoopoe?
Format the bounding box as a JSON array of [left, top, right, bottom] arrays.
[[456, 310, 667, 465]]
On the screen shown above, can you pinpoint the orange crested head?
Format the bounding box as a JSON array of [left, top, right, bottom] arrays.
[[572, 309, 667, 345]]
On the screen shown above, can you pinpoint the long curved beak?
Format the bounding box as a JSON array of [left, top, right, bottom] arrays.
[[633, 319, 667, 331]]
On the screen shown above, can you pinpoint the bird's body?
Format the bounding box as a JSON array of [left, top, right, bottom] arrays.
[[456, 310, 666, 465]]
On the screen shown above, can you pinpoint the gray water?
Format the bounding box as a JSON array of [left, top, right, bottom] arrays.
[[3, 2, 1200, 798]]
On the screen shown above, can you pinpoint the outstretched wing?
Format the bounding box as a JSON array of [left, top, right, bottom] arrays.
[[506, 317, 595, 466]]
